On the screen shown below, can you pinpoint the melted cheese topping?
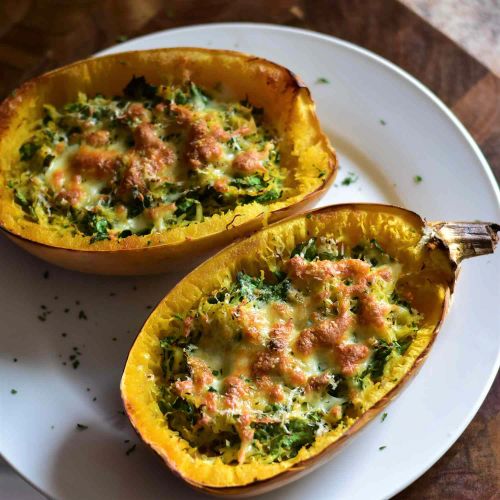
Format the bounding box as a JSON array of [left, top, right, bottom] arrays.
[[157, 238, 421, 464], [9, 78, 283, 242]]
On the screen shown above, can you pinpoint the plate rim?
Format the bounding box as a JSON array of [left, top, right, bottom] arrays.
[[3, 21, 500, 500]]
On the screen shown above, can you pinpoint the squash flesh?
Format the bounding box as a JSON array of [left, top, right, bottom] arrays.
[[121, 204, 454, 490]]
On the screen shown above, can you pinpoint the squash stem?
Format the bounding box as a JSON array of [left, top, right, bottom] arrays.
[[430, 221, 500, 263]]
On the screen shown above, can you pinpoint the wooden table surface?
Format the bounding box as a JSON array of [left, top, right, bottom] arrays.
[[0, 1, 498, 498]]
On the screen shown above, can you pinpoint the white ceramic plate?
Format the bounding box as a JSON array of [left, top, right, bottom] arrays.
[[1, 23, 499, 500]]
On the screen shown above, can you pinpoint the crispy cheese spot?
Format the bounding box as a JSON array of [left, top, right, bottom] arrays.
[[232, 124, 255, 137], [213, 178, 229, 193], [57, 176, 84, 207], [211, 124, 231, 142], [288, 256, 371, 282], [376, 267, 393, 282], [145, 203, 176, 226], [183, 316, 194, 337], [174, 378, 193, 396], [133, 122, 164, 151], [49, 170, 65, 190], [232, 150, 267, 174], [252, 320, 307, 386], [154, 102, 167, 113], [118, 156, 146, 197], [70, 146, 119, 182], [334, 258, 372, 280], [54, 142, 65, 154], [186, 120, 223, 169], [327, 405, 343, 423], [252, 320, 293, 377], [223, 376, 249, 409], [252, 350, 280, 377], [359, 295, 391, 330], [236, 414, 255, 464], [170, 102, 193, 124], [288, 255, 335, 280], [204, 391, 217, 414], [296, 313, 353, 355], [256, 375, 285, 402], [271, 301, 293, 319], [170, 104, 225, 169], [234, 305, 267, 344], [84, 130, 110, 147], [306, 372, 330, 393], [118, 124, 176, 198], [336, 343, 369, 376], [126, 102, 150, 122], [188, 357, 214, 391], [269, 319, 292, 349]]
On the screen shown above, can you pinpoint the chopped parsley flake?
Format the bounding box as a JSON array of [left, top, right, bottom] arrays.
[[125, 444, 136, 456], [341, 172, 359, 186], [379, 445, 387, 450], [381, 412, 388, 422], [10, 389, 17, 395], [414, 175, 423, 183], [316, 77, 330, 84], [76, 424, 88, 430]]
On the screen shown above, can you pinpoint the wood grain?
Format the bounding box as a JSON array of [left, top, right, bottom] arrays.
[[453, 73, 500, 178], [0, 1, 498, 498]]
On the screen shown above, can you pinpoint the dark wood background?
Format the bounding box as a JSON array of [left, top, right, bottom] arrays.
[[0, 1, 498, 498]]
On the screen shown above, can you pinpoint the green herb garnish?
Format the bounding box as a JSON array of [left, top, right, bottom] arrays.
[[341, 172, 359, 186]]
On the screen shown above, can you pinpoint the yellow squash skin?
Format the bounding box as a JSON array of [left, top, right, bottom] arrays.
[[121, 203, 467, 496], [0, 48, 336, 275]]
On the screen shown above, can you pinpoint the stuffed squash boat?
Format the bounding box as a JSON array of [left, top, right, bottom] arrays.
[[0, 48, 336, 274], [121, 203, 498, 495]]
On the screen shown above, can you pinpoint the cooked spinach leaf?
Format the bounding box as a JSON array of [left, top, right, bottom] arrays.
[[19, 142, 40, 161], [231, 175, 266, 189], [123, 76, 157, 100], [253, 418, 318, 462], [234, 272, 290, 304], [291, 238, 318, 261]]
